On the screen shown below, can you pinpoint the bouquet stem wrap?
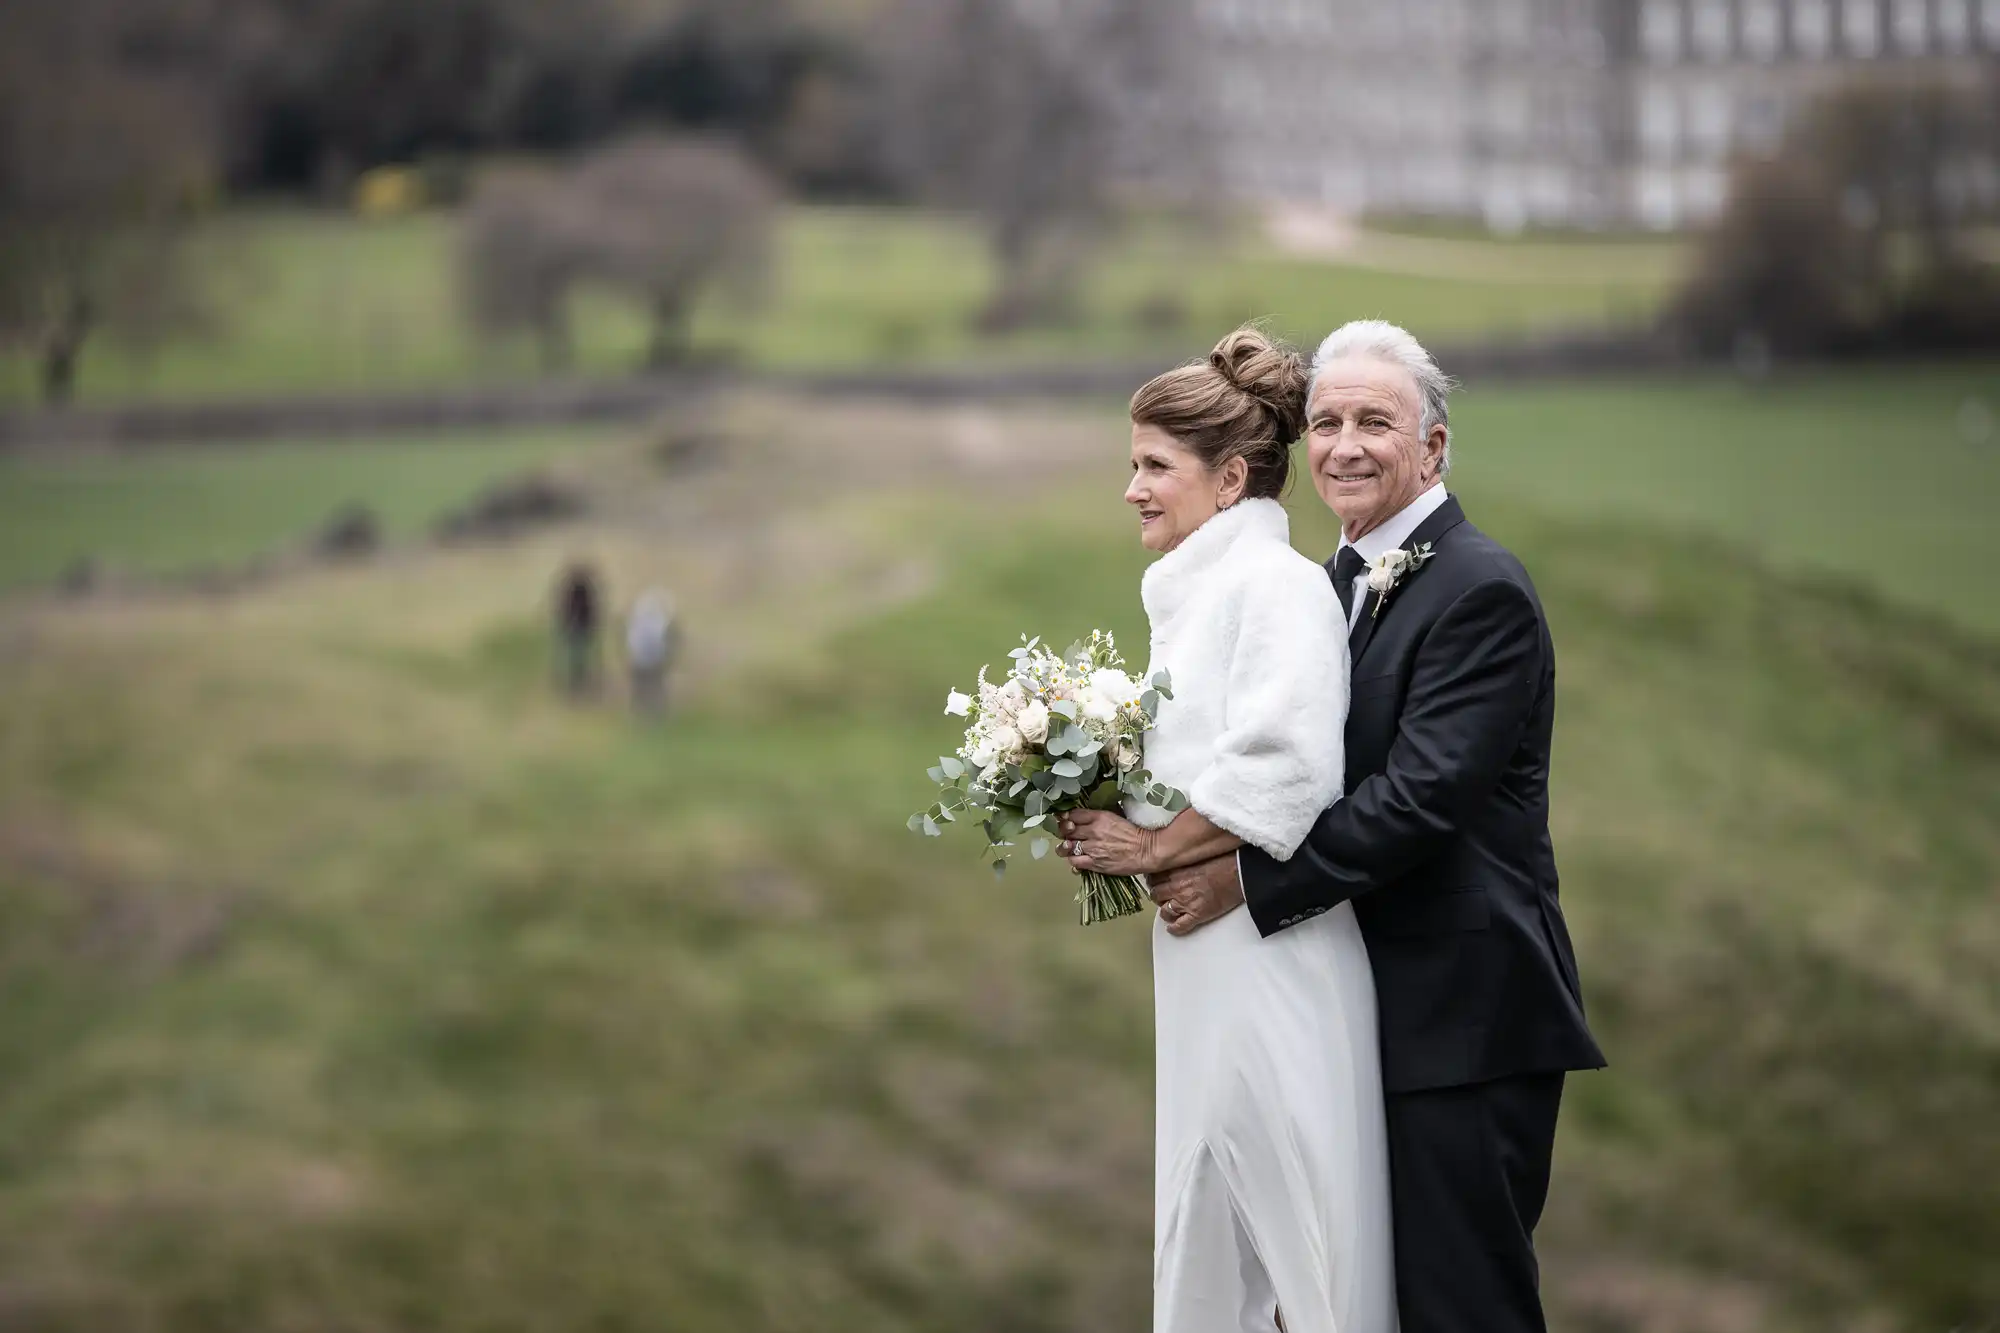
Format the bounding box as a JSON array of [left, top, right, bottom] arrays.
[[1076, 870, 1149, 926]]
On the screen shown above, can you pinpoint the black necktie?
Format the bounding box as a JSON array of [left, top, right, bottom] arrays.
[[1334, 546, 1366, 621]]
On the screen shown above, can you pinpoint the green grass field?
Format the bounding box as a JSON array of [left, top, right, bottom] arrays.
[[0, 207, 1681, 407], [1449, 362, 2000, 634], [0, 427, 610, 589], [8, 364, 1993, 635], [0, 383, 1995, 1332]]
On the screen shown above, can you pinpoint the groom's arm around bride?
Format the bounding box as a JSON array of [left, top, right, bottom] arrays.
[[1150, 321, 1605, 1333]]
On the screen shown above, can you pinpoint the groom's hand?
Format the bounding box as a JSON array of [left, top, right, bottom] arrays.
[[1148, 854, 1244, 936]]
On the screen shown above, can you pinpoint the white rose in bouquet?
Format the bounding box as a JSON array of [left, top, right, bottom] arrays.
[[991, 724, 1023, 763], [1089, 668, 1137, 704], [913, 630, 1186, 925]]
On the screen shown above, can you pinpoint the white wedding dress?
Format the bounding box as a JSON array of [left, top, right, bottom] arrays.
[[1127, 499, 1396, 1333]]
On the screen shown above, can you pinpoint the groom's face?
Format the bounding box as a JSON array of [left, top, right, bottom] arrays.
[[1305, 357, 1446, 542]]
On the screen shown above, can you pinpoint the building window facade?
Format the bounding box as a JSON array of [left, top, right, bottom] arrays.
[[1642, 0, 1684, 60], [1180, 0, 1991, 228], [1640, 84, 1681, 157], [1893, 0, 1929, 50], [1938, 0, 1972, 47], [1639, 168, 1680, 229], [1694, 0, 1732, 56], [1690, 83, 1732, 157], [1744, 0, 1783, 56], [1844, 0, 1881, 53], [1795, 0, 1833, 54]]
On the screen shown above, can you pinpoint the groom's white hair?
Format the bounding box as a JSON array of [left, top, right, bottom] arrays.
[[1308, 320, 1455, 477]]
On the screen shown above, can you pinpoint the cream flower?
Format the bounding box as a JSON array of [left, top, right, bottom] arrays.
[[991, 724, 1023, 762], [944, 689, 973, 717], [1016, 701, 1051, 745], [1361, 542, 1437, 617], [1365, 550, 1411, 595], [1088, 668, 1137, 705]]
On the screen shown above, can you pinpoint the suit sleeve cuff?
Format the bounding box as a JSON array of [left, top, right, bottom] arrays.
[[1239, 843, 1288, 936]]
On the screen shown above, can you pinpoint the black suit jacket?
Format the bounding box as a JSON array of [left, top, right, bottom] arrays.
[[1240, 496, 1605, 1095]]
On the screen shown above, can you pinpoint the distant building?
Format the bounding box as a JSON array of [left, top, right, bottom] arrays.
[[1163, 0, 1999, 229]]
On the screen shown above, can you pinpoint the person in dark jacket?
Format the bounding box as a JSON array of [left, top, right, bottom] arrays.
[[554, 562, 603, 698]]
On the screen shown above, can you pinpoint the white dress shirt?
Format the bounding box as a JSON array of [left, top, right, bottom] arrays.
[[1337, 483, 1451, 630]]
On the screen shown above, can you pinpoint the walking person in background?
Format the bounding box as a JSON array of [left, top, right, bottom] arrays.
[[626, 588, 680, 717], [554, 561, 603, 699]]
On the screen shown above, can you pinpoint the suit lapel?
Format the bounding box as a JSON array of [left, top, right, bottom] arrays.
[[1347, 496, 1469, 668]]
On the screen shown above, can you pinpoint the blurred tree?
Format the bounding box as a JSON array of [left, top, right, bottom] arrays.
[[873, 0, 1203, 331], [875, 0, 1115, 331], [1675, 76, 2000, 357], [611, 0, 883, 197], [206, 0, 876, 197], [459, 136, 775, 373], [309, 0, 620, 187], [0, 0, 218, 403], [212, 0, 621, 194], [460, 167, 589, 372], [1078, 0, 1217, 213], [569, 136, 777, 368]]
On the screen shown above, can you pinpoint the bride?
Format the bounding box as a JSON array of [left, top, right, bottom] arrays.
[[1059, 328, 1395, 1333]]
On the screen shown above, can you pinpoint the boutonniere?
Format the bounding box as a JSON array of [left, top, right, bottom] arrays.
[[1365, 542, 1436, 619]]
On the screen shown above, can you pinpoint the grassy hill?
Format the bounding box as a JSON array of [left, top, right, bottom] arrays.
[[1446, 362, 2000, 636], [8, 363, 1994, 636], [0, 427, 610, 590], [0, 207, 1679, 407], [0, 392, 1993, 1332]]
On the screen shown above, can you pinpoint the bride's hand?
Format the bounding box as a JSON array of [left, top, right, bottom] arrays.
[[1057, 810, 1157, 877]]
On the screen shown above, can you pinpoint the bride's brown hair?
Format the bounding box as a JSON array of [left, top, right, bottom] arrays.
[[1129, 326, 1309, 501]]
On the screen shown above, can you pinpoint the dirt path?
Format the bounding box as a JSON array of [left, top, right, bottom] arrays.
[[1262, 204, 1688, 286], [0, 391, 1129, 711]]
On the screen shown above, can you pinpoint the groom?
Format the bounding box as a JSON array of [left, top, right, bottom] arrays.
[[1147, 321, 1605, 1333]]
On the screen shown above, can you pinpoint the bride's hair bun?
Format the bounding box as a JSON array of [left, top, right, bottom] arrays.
[[1129, 325, 1309, 500], [1207, 327, 1310, 444]]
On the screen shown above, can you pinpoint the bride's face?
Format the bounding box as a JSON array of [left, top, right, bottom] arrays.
[[1126, 424, 1234, 553]]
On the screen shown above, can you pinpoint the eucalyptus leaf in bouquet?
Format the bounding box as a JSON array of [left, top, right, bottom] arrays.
[[910, 630, 1185, 924]]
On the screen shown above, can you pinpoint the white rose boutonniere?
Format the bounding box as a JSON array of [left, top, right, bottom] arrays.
[[1365, 542, 1437, 619]]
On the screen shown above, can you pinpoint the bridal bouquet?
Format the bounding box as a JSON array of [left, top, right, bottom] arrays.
[[910, 630, 1188, 924]]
